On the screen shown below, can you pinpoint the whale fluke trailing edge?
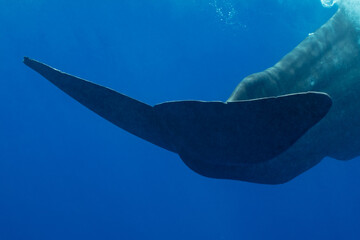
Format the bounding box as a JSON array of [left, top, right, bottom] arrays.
[[24, 8, 360, 184]]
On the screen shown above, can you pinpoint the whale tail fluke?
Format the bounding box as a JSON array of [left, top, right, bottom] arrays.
[[23, 57, 175, 152], [24, 57, 332, 170]]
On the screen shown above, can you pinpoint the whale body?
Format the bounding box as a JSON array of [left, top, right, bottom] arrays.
[[24, 9, 360, 184]]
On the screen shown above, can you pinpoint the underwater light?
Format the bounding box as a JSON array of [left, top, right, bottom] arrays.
[[321, 0, 338, 8]]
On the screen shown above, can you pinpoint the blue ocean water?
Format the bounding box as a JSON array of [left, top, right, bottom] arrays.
[[1, 0, 360, 239]]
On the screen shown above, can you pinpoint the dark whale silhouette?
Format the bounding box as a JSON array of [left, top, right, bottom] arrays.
[[24, 9, 359, 184]]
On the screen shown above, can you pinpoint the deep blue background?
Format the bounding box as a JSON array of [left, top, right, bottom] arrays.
[[1, 0, 360, 239]]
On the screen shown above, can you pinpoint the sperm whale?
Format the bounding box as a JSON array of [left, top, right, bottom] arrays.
[[24, 8, 359, 184]]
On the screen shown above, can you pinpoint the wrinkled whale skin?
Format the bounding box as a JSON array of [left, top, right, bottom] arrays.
[[215, 9, 360, 184]]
